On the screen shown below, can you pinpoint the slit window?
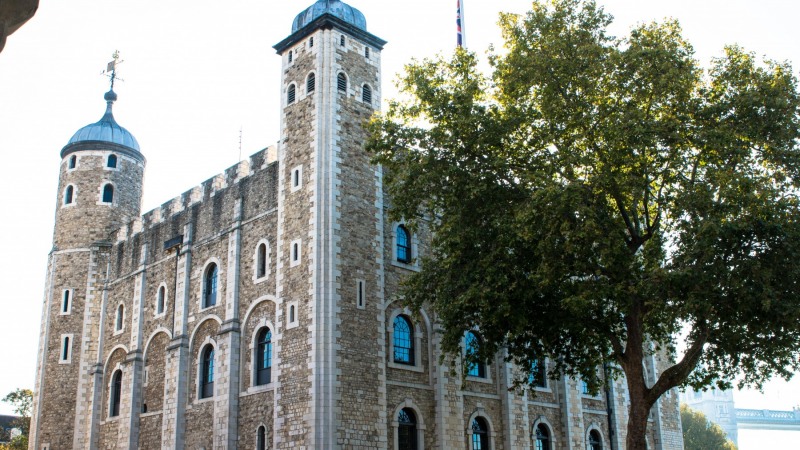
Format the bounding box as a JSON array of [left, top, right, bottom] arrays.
[[357, 280, 365, 308], [309, 37, 314, 47], [61, 335, 70, 361], [256, 243, 267, 278], [364, 47, 370, 58], [290, 240, 301, 266], [102, 184, 114, 203], [288, 50, 293, 63], [340, 35, 345, 46], [337, 73, 347, 92], [68, 155, 76, 169], [289, 304, 296, 323], [107, 154, 117, 168], [115, 304, 124, 332], [157, 286, 165, 315], [62, 290, 71, 314]]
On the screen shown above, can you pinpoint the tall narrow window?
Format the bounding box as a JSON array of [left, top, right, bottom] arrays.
[[530, 358, 547, 388], [110, 370, 122, 417], [200, 345, 214, 399], [256, 328, 273, 385], [157, 286, 165, 314], [581, 380, 590, 394], [289, 304, 296, 323], [203, 263, 218, 308], [307, 72, 316, 93], [471, 417, 489, 450], [337, 72, 347, 92], [62, 290, 71, 313], [393, 315, 414, 365], [357, 280, 365, 308], [340, 35, 345, 46], [107, 154, 117, 168], [362, 84, 372, 104], [257, 426, 266, 450], [364, 46, 370, 58], [288, 84, 296, 104], [466, 331, 486, 378], [588, 430, 603, 450], [61, 336, 70, 361], [64, 185, 74, 205], [396, 225, 411, 263], [102, 184, 114, 203], [115, 304, 124, 331], [398, 408, 418, 450], [68, 155, 76, 169], [288, 50, 293, 63], [309, 36, 314, 47], [257, 243, 267, 278], [534, 424, 550, 450]]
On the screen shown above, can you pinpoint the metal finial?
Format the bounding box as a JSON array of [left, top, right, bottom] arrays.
[[102, 50, 125, 91]]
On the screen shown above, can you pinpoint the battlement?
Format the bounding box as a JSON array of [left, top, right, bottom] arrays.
[[117, 144, 278, 243]]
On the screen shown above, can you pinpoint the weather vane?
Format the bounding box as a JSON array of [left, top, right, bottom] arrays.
[[102, 50, 124, 90]]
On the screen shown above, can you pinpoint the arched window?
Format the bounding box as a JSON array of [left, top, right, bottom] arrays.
[[200, 345, 215, 399], [203, 263, 218, 308], [256, 327, 273, 385], [288, 84, 296, 104], [471, 417, 489, 450], [68, 155, 76, 169], [256, 243, 267, 278], [465, 331, 486, 378], [61, 336, 70, 361], [340, 35, 345, 46], [588, 430, 603, 450], [396, 225, 411, 263], [393, 315, 414, 365], [534, 424, 551, 450], [398, 408, 417, 450], [107, 154, 117, 168], [257, 425, 266, 450], [157, 286, 166, 314], [307, 72, 316, 93], [362, 84, 372, 104], [102, 184, 114, 203], [110, 370, 122, 417], [289, 304, 296, 323], [64, 185, 74, 205], [337, 72, 347, 92], [115, 304, 124, 331], [365, 46, 370, 58]]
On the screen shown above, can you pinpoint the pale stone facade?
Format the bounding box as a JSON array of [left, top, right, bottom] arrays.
[[29, 2, 683, 449]]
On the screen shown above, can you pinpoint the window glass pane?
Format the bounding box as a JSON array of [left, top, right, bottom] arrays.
[[393, 316, 414, 364]]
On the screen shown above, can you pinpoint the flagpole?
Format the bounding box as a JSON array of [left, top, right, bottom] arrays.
[[457, 0, 466, 48]]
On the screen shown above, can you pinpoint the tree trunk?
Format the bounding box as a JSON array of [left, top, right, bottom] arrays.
[[626, 398, 650, 450]]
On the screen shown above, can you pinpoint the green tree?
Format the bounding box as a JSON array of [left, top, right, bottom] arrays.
[[681, 404, 737, 450], [1, 389, 32, 450], [366, 1, 800, 449]]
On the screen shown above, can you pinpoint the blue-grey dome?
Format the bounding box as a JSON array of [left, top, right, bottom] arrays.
[[292, 0, 367, 33], [66, 90, 140, 152]]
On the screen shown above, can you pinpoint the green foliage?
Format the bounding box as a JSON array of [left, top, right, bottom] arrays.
[[367, 0, 800, 448], [2, 389, 32, 447], [681, 404, 737, 450]]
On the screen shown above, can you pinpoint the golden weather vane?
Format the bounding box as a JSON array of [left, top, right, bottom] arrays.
[[102, 50, 124, 90]]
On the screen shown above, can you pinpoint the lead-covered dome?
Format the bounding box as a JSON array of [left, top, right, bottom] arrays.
[[64, 90, 140, 154], [292, 0, 367, 32]]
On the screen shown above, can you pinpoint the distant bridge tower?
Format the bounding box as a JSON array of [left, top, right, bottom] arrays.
[[681, 387, 739, 446]]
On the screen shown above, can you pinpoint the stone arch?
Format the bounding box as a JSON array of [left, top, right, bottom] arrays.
[[197, 257, 223, 310], [585, 423, 606, 449], [102, 346, 129, 420], [390, 398, 427, 450], [252, 239, 272, 282], [241, 296, 278, 391], [531, 415, 558, 449], [466, 408, 496, 450], [142, 329, 171, 413]]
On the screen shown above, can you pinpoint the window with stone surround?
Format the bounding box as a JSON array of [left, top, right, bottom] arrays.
[[288, 50, 293, 63], [529, 358, 547, 389], [340, 35, 345, 46], [396, 225, 411, 263], [290, 239, 301, 267], [534, 423, 551, 450], [364, 46, 370, 58], [255, 327, 272, 386], [309, 36, 314, 48], [257, 426, 266, 450], [59, 334, 72, 363], [356, 279, 365, 309], [115, 304, 124, 332], [156, 285, 166, 315], [393, 315, 414, 365], [203, 263, 218, 308], [109, 369, 122, 417], [337, 72, 347, 92], [61, 289, 72, 315], [471, 417, 489, 450], [102, 183, 114, 203], [288, 83, 296, 105], [397, 408, 417, 450], [107, 154, 117, 168], [68, 155, 76, 169], [362, 84, 372, 104], [465, 331, 486, 378], [307, 72, 316, 94], [200, 344, 215, 399], [291, 165, 303, 192], [64, 185, 75, 205], [256, 243, 267, 279], [588, 429, 603, 450]]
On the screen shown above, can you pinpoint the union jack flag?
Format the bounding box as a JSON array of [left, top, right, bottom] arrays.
[[457, 0, 464, 47]]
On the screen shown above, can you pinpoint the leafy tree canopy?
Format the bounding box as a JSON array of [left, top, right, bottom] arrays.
[[1, 389, 32, 450], [367, 0, 800, 448], [681, 404, 737, 450]]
